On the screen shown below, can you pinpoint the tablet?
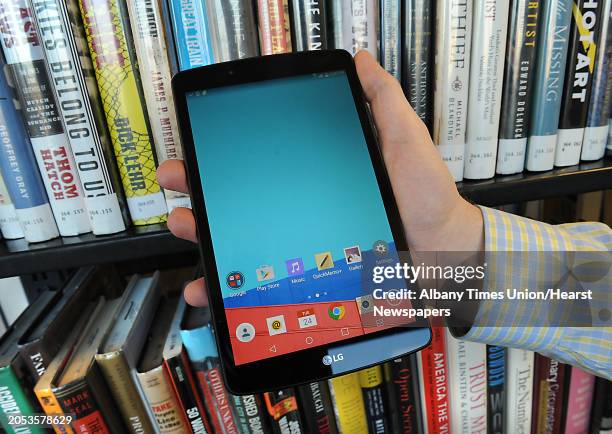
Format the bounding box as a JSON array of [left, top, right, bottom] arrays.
[[172, 50, 431, 393]]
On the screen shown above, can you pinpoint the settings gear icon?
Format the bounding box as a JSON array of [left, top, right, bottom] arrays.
[[373, 240, 389, 256]]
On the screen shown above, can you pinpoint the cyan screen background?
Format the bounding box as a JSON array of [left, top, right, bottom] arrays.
[[187, 72, 395, 300]]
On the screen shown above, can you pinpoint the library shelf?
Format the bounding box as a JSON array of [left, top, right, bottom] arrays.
[[1, 157, 611, 278]]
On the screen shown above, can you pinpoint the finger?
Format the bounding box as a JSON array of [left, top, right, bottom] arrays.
[[167, 207, 197, 243], [184, 277, 208, 307], [157, 159, 189, 194]]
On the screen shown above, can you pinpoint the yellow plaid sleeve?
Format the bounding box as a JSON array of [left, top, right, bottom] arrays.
[[462, 206, 612, 380]]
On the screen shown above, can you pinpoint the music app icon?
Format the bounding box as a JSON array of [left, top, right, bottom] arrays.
[[285, 257, 304, 276]]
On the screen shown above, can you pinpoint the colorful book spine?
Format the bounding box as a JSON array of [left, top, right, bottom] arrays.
[[328, 373, 368, 433], [359, 366, 390, 433], [0, 0, 91, 236], [463, 0, 510, 179], [0, 173, 23, 239], [297, 381, 338, 434], [486, 345, 505, 434], [168, 0, 214, 70], [205, 0, 260, 62], [504, 349, 534, 434], [432, 0, 472, 181], [0, 59, 58, 242], [402, 0, 434, 132], [496, 0, 542, 174], [380, 0, 401, 80], [258, 0, 292, 55], [562, 367, 596, 434], [531, 354, 567, 434], [54, 379, 113, 434], [525, 0, 573, 171], [30, 0, 128, 234], [79, 0, 168, 225], [0, 366, 46, 434], [555, 0, 604, 167], [581, 0, 612, 161], [126, 0, 191, 211], [289, 0, 327, 51], [384, 356, 423, 434], [264, 389, 305, 434], [340, 0, 379, 58]]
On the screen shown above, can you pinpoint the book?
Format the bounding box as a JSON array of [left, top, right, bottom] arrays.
[[581, 0, 612, 161], [78, 0, 168, 225], [0, 277, 29, 326], [525, 0, 573, 171], [486, 345, 504, 434], [29, 0, 129, 235], [0, 0, 91, 236], [257, 0, 292, 55], [384, 356, 423, 434], [531, 354, 567, 434], [380, 0, 401, 80], [504, 349, 534, 434], [588, 377, 611, 434], [288, 0, 328, 51], [432, 0, 472, 181], [329, 0, 344, 49], [264, 388, 305, 434], [297, 381, 339, 434], [555, 0, 604, 167], [328, 373, 368, 433], [95, 273, 161, 434], [402, 0, 434, 131], [52, 298, 126, 433], [205, 0, 260, 62], [138, 297, 191, 433], [359, 365, 390, 433], [496, 0, 542, 174], [562, 367, 596, 434], [233, 394, 271, 434], [163, 296, 212, 434], [0, 59, 58, 242], [463, 0, 510, 179], [446, 331, 487, 434], [168, 0, 214, 70], [340, 0, 379, 58], [126, 0, 191, 212], [0, 173, 22, 239], [158, 0, 180, 76]]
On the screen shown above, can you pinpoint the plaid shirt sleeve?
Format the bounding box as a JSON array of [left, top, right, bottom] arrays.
[[462, 206, 612, 380]]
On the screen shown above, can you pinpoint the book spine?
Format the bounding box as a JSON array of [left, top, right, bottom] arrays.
[[0, 60, 58, 242], [402, 0, 434, 131], [329, 0, 344, 49], [563, 368, 596, 434], [581, 0, 612, 160], [0, 366, 46, 434], [205, 0, 260, 62], [0, 173, 23, 239], [555, 0, 604, 166], [432, 0, 472, 181], [35, 386, 74, 434], [340, 0, 379, 59], [78, 0, 168, 225], [138, 365, 190, 434], [29, 0, 128, 234], [0, 0, 91, 236], [236, 394, 270, 434], [384, 356, 423, 434], [289, 0, 327, 51], [531, 354, 567, 434], [504, 349, 534, 434], [525, 0, 573, 171], [126, 0, 191, 211], [463, 0, 510, 179], [446, 331, 488, 434], [328, 373, 368, 433], [257, 0, 292, 55], [587, 376, 610, 434], [168, 0, 213, 70], [297, 381, 339, 434], [486, 345, 504, 434], [380, 0, 401, 80], [54, 381, 112, 434], [359, 366, 390, 433], [264, 389, 304, 434], [496, 0, 542, 174]]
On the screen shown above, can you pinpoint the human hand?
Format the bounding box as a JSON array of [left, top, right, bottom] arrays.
[[157, 50, 484, 306]]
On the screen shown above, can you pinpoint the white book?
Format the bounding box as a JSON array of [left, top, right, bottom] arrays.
[[341, 0, 379, 59], [0, 277, 29, 325], [433, 0, 472, 181], [0, 174, 24, 239], [505, 349, 534, 434], [463, 0, 510, 179], [446, 330, 487, 434]]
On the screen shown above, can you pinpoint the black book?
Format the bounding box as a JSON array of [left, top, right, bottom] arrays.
[[264, 388, 305, 434], [297, 381, 339, 434], [486, 345, 505, 434], [589, 377, 611, 433], [289, 0, 328, 51], [233, 393, 271, 434], [359, 365, 391, 433], [383, 356, 424, 434]]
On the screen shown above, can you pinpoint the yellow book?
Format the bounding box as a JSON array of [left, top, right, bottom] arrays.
[[328, 372, 368, 433]]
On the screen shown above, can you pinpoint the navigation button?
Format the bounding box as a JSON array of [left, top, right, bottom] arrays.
[[341, 327, 350, 336], [269, 345, 277, 353], [305, 336, 314, 344]]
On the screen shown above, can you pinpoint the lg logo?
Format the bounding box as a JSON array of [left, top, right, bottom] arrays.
[[322, 354, 344, 365]]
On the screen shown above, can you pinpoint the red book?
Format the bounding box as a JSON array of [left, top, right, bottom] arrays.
[[257, 0, 292, 54], [531, 354, 567, 434]]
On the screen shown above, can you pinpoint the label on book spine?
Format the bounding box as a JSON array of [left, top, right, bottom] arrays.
[[0, 175, 23, 239], [258, 0, 292, 55], [384, 357, 423, 434], [341, 0, 379, 58], [79, 0, 167, 225], [486, 345, 505, 434], [169, 0, 213, 70], [206, 0, 260, 62], [55, 383, 111, 434], [563, 368, 595, 434], [359, 366, 390, 434], [290, 0, 327, 51]]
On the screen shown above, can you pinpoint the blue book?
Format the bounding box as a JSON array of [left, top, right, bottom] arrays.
[[486, 345, 505, 434], [525, 0, 573, 171], [168, 0, 214, 70]]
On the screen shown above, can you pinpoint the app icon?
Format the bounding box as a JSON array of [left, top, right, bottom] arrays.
[[235, 322, 255, 343], [256, 265, 275, 282], [226, 272, 244, 289], [328, 303, 346, 320], [297, 308, 317, 329], [373, 240, 389, 256], [286, 258, 304, 276], [356, 295, 374, 314], [344, 246, 362, 264], [315, 252, 334, 271], [266, 315, 287, 336]]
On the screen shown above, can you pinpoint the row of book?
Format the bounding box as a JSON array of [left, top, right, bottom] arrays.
[[0, 266, 610, 434]]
